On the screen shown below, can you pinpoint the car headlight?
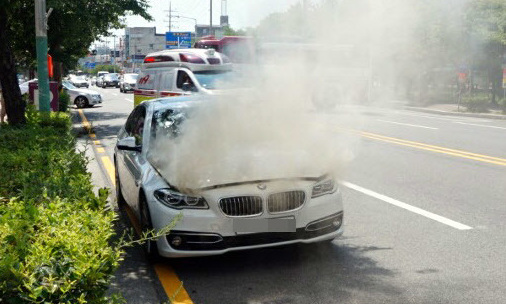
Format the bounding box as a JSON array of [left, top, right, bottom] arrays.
[[311, 179, 337, 198], [154, 188, 209, 209]]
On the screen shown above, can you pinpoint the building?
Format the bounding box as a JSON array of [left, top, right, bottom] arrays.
[[195, 25, 224, 39], [124, 27, 166, 64]]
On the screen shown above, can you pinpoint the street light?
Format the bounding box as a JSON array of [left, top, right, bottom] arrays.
[[175, 15, 198, 29]]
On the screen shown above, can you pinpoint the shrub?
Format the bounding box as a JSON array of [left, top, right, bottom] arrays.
[[0, 110, 124, 303], [462, 93, 490, 113], [59, 90, 71, 112]]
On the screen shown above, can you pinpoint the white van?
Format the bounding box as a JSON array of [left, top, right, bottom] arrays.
[[134, 49, 232, 106]]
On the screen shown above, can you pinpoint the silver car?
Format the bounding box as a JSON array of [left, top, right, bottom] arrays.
[[114, 97, 344, 258], [119, 73, 138, 93], [69, 75, 89, 88], [63, 81, 102, 108]]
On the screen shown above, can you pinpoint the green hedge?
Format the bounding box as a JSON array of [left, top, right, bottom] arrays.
[[0, 112, 123, 303]]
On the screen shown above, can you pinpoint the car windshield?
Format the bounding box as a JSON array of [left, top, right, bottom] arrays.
[[193, 71, 238, 90], [124, 74, 138, 82], [63, 81, 77, 89], [150, 107, 190, 143], [105, 74, 119, 80]]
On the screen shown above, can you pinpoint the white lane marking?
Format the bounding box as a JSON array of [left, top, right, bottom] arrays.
[[454, 122, 506, 130], [391, 111, 491, 123], [377, 119, 438, 130], [125, 98, 133, 103], [342, 181, 473, 230]]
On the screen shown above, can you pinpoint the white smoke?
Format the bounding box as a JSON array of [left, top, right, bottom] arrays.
[[147, 0, 460, 191]]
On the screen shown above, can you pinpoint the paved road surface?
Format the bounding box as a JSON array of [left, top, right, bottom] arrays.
[[75, 86, 506, 304]]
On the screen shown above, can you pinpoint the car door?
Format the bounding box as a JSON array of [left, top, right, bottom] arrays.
[[119, 105, 147, 206]]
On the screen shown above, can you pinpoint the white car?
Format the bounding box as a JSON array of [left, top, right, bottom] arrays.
[[62, 81, 102, 108], [114, 97, 344, 258], [69, 75, 89, 88], [119, 73, 138, 93]]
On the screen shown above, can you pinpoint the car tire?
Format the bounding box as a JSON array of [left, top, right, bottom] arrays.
[[114, 159, 126, 206], [139, 193, 161, 261], [120, 87, 124, 93], [75, 96, 88, 108]]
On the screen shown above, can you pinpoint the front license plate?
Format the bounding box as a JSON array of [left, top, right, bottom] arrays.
[[233, 217, 296, 233]]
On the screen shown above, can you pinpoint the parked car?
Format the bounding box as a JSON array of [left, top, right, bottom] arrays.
[[62, 80, 102, 108], [119, 73, 138, 93], [19, 79, 37, 95], [101, 73, 120, 88], [69, 75, 89, 88], [114, 97, 344, 258], [91, 76, 97, 86]]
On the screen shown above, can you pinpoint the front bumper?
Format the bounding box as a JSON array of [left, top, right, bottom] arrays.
[[166, 212, 343, 252], [89, 95, 103, 105], [146, 183, 344, 258], [104, 81, 119, 87]]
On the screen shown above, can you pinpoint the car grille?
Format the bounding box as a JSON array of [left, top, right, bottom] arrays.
[[268, 191, 306, 213], [219, 196, 263, 216]]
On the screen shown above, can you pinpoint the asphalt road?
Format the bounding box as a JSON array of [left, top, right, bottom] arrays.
[[74, 85, 506, 304]]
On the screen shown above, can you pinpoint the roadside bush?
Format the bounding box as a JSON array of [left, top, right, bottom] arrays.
[[59, 90, 71, 112], [0, 110, 124, 303], [462, 93, 490, 113]]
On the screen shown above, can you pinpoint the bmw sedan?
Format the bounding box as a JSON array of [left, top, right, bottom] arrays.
[[114, 97, 344, 258]]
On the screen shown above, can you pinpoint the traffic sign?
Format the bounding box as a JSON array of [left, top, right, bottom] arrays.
[[166, 32, 192, 49]]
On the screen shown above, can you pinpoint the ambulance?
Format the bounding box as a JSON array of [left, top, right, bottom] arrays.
[[134, 49, 233, 106]]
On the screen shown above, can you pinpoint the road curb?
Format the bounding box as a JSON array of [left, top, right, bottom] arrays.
[[404, 106, 506, 120]]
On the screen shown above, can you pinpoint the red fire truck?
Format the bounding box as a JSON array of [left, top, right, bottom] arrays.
[[194, 36, 254, 63]]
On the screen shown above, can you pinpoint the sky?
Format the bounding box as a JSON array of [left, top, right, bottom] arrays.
[[115, 0, 307, 35]]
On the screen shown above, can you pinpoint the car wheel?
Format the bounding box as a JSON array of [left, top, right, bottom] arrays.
[[120, 87, 124, 93], [75, 96, 88, 108], [114, 159, 126, 206], [139, 193, 160, 261]]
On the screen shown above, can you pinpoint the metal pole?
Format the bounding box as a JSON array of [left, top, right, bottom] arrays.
[[35, 0, 50, 112], [210, 0, 213, 35], [113, 35, 116, 72]]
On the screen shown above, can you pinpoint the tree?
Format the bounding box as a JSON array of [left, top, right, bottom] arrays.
[[466, 0, 506, 105], [0, 0, 151, 125]]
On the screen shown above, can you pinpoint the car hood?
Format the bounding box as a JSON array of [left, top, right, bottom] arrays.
[[149, 148, 328, 191], [69, 88, 99, 95]]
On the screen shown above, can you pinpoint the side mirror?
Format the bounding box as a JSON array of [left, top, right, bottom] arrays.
[[117, 137, 142, 152]]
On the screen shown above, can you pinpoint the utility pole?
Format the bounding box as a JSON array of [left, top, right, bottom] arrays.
[[35, 0, 50, 112], [113, 35, 116, 73], [210, 0, 213, 35], [164, 1, 178, 32]]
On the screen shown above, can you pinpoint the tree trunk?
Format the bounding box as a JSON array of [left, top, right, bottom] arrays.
[[0, 5, 26, 125]]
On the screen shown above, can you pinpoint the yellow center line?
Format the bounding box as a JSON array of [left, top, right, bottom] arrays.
[[357, 130, 506, 167], [360, 131, 506, 163], [78, 108, 194, 304]]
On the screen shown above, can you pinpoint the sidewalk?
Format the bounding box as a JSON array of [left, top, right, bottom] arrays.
[[404, 103, 506, 120]]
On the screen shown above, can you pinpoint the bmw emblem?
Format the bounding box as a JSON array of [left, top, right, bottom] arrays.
[[257, 183, 267, 190]]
